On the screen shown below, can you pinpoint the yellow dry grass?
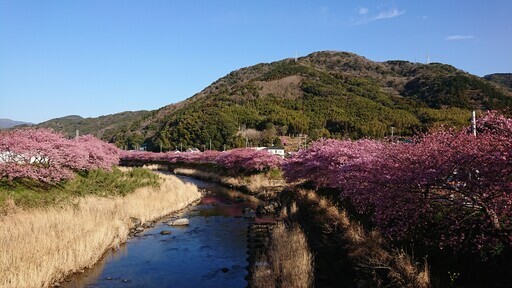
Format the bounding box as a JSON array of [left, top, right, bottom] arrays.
[[295, 189, 431, 288], [173, 168, 283, 195], [268, 223, 314, 288], [0, 173, 201, 288], [252, 223, 314, 288], [142, 164, 167, 171]]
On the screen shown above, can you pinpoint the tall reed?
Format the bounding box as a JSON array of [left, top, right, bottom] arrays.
[[251, 210, 314, 288], [296, 189, 431, 287], [268, 223, 314, 288]]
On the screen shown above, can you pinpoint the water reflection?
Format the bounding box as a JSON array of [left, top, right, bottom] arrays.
[[62, 175, 270, 288]]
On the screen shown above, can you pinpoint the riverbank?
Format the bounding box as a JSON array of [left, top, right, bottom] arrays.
[[0, 168, 160, 213], [0, 171, 201, 288], [172, 167, 284, 200], [281, 189, 430, 288], [61, 176, 264, 288]]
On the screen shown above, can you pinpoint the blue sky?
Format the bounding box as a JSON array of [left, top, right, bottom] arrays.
[[1, 0, 511, 123]]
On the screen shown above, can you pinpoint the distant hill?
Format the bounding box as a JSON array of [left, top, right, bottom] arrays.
[[37, 111, 152, 145], [38, 51, 512, 150], [484, 73, 512, 91], [0, 118, 33, 129]]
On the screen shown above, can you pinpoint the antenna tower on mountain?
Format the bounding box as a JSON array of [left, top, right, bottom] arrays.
[[426, 52, 430, 64]]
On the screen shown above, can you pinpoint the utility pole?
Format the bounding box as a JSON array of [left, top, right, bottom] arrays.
[[472, 111, 477, 137]]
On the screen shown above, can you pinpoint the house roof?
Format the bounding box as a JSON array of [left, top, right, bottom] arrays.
[[265, 147, 285, 150]]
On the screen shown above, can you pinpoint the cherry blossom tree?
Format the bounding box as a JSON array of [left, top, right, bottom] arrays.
[[283, 111, 512, 253], [0, 128, 120, 183], [282, 139, 383, 188], [120, 148, 282, 174], [215, 148, 282, 173], [343, 114, 512, 252], [76, 135, 120, 170]]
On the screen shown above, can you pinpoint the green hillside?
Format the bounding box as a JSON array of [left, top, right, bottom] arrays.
[[37, 111, 152, 148], [484, 73, 512, 91], [38, 51, 512, 151], [144, 51, 511, 151]]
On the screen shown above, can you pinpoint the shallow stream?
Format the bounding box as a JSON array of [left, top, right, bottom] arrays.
[[62, 175, 272, 288]]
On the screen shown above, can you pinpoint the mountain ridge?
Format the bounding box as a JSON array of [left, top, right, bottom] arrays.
[[484, 73, 512, 91], [36, 51, 512, 150], [0, 118, 33, 129], [37, 111, 151, 141]]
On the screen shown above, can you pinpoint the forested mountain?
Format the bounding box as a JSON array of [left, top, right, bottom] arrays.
[[38, 51, 512, 150], [484, 73, 512, 91], [37, 111, 151, 146]]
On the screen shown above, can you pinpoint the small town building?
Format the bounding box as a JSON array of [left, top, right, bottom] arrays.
[[265, 147, 285, 157]]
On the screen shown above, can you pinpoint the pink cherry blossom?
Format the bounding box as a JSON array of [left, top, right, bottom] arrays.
[[283, 111, 512, 254], [0, 128, 120, 183]]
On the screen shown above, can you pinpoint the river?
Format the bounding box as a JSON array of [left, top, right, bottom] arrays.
[[62, 175, 273, 288]]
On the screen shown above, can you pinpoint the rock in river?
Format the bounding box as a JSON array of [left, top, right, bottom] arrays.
[[160, 230, 172, 235], [243, 211, 256, 219], [169, 218, 190, 226], [130, 217, 142, 227], [242, 208, 256, 219]]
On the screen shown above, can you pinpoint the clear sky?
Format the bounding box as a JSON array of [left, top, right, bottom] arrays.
[[1, 0, 511, 124]]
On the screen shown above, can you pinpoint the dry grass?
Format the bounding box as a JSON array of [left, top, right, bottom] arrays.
[[269, 223, 314, 288], [141, 164, 167, 171], [294, 189, 431, 288], [173, 168, 284, 195], [251, 255, 275, 288], [0, 173, 201, 288], [252, 223, 314, 288], [255, 75, 304, 100]]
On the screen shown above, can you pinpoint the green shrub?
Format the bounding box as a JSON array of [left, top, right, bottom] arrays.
[[0, 168, 160, 210]]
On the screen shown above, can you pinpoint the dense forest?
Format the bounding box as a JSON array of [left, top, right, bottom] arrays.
[[38, 51, 512, 151]]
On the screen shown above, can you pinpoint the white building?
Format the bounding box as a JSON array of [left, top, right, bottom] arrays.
[[265, 147, 285, 157]]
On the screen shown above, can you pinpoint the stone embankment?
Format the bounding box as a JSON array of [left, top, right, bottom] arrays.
[[246, 223, 276, 286]]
